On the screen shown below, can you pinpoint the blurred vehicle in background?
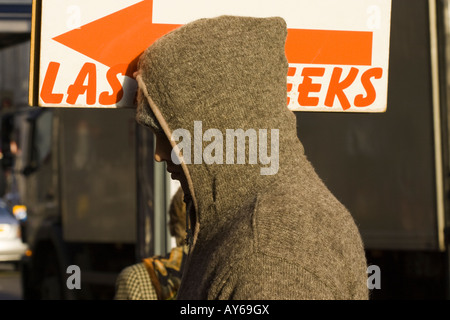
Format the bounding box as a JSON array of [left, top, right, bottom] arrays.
[[1, 28, 176, 297], [0, 201, 27, 268]]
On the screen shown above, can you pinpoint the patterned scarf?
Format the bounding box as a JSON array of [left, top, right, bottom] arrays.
[[143, 245, 188, 300]]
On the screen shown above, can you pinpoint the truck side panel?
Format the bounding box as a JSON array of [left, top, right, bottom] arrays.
[[59, 108, 137, 243]]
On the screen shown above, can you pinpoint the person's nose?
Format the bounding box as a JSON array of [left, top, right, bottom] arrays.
[[154, 152, 166, 162], [154, 134, 170, 163], [154, 152, 163, 162], [154, 138, 164, 162]]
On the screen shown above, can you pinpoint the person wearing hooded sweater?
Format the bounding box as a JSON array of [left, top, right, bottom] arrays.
[[134, 15, 369, 300]]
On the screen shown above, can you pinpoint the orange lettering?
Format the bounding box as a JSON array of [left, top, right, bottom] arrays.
[[40, 62, 64, 104], [67, 63, 97, 105], [99, 64, 127, 105], [354, 67, 383, 107], [287, 83, 293, 105], [287, 67, 297, 77], [298, 67, 325, 106], [325, 67, 359, 110], [287, 67, 297, 105]]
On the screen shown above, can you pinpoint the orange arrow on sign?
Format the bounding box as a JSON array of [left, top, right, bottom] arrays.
[[53, 0, 373, 78], [53, 0, 180, 78]]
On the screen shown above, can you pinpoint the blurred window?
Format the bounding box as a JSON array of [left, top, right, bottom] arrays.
[[34, 110, 52, 165], [0, 206, 13, 219]]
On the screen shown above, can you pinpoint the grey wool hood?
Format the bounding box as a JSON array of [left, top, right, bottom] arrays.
[[135, 15, 369, 300]]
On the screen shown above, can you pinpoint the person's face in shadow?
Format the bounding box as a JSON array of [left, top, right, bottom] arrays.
[[154, 132, 190, 196]]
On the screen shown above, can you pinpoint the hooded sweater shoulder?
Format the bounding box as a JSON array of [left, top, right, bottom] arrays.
[[135, 15, 369, 300]]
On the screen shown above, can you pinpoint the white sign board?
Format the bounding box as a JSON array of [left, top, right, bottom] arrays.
[[30, 0, 392, 112]]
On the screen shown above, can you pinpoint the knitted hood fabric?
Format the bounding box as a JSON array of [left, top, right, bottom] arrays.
[[136, 15, 368, 300]]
